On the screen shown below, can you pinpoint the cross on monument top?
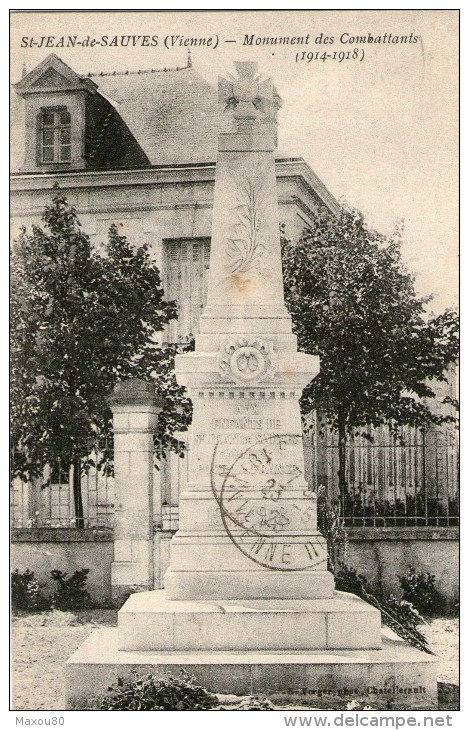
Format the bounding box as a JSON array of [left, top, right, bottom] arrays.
[[218, 61, 281, 123]]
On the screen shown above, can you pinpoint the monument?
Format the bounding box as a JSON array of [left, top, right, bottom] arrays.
[[66, 62, 437, 710]]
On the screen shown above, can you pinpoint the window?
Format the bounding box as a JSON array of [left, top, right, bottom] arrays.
[[39, 108, 71, 163], [164, 239, 211, 342]]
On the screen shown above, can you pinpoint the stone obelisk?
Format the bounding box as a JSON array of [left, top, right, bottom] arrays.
[[114, 63, 384, 655], [66, 63, 438, 710], [167, 61, 334, 601]]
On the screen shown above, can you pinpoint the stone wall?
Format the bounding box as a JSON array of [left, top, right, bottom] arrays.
[[346, 527, 459, 604], [11, 529, 114, 604], [11, 527, 458, 606]]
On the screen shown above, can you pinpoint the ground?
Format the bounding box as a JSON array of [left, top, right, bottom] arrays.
[[11, 610, 459, 711]]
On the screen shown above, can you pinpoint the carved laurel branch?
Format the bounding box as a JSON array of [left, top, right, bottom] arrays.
[[225, 160, 269, 275]]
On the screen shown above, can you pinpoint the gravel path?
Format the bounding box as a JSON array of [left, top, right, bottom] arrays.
[[421, 617, 459, 687], [12, 610, 118, 711], [11, 611, 459, 711]]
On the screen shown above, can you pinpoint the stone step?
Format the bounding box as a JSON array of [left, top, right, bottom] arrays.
[[117, 589, 382, 651], [164, 566, 335, 600], [65, 625, 438, 710]]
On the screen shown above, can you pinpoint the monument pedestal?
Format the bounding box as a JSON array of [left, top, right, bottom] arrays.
[[66, 611, 437, 710], [65, 588, 437, 710], [117, 590, 382, 651]]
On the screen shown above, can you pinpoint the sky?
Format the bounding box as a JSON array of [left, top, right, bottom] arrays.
[[10, 9, 459, 312]]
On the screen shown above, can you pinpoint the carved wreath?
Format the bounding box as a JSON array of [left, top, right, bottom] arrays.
[[219, 337, 277, 384]]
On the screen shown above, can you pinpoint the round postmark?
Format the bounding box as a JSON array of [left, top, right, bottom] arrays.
[[210, 434, 326, 572]]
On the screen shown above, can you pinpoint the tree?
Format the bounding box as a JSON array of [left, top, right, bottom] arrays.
[[281, 205, 459, 502], [11, 191, 192, 525]]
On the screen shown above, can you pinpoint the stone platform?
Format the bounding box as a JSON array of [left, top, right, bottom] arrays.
[[65, 624, 438, 710], [117, 590, 381, 651], [65, 589, 438, 710]]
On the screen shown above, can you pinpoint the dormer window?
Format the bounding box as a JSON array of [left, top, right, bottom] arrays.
[[39, 108, 71, 163], [16, 54, 150, 172]]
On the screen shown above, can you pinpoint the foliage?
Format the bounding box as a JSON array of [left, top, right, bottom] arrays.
[[231, 696, 274, 710], [281, 207, 459, 492], [335, 563, 431, 654], [398, 563, 446, 616], [317, 493, 431, 653], [316, 485, 347, 573], [446, 598, 459, 617], [99, 670, 219, 710], [11, 189, 192, 487], [11, 569, 49, 611], [50, 568, 91, 611]]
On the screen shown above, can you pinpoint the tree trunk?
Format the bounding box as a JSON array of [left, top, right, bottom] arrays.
[[72, 456, 84, 528], [337, 413, 348, 513]]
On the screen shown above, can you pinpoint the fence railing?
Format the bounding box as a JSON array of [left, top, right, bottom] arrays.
[[304, 422, 459, 527], [10, 461, 115, 529], [11, 423, 458, 530]]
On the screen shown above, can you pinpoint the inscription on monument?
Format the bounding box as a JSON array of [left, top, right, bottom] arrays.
[[210, 434, 324, 572]]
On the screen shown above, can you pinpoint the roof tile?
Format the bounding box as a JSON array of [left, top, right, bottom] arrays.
[[91, 67, 231, 166]]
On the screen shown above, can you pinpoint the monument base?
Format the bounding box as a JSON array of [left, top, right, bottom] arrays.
[[117, 590, 382, 651], [164, 567, 336, 601], [65, 590, 438, 710]]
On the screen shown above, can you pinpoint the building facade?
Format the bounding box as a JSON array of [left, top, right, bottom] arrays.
[[10, 51, 339, 520], [10, 54, 458, 604]]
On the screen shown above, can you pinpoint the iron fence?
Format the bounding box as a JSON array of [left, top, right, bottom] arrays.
[[11, 422, 458, 530], [10, 457, 115, 529], [304, 421, 459, 527]]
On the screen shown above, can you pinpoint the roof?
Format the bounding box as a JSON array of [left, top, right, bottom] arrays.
[[15, 53, 98, 95], [89, 66, 231, 166], [10, 55, 339, 212], [11, 56, 234, 169]]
